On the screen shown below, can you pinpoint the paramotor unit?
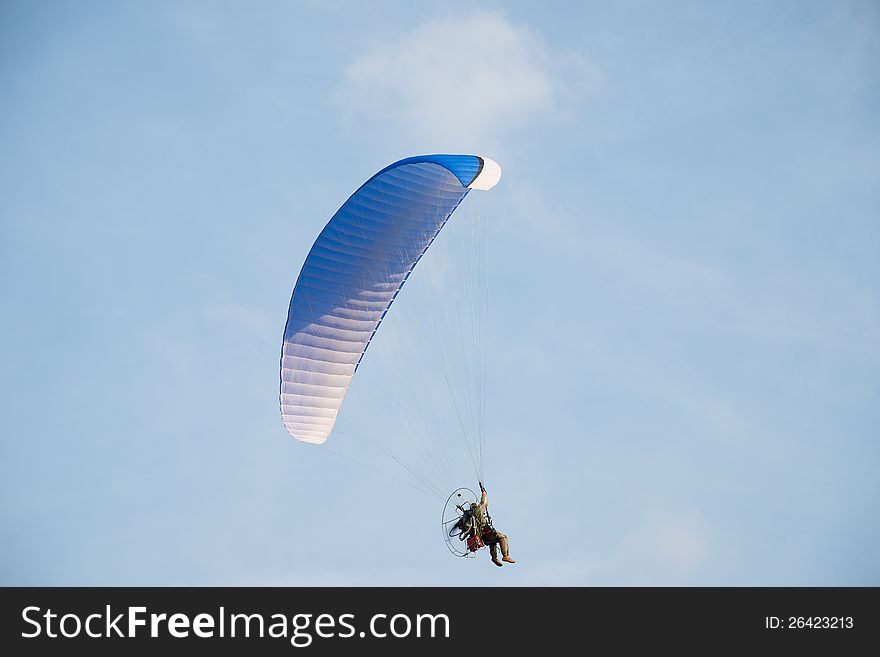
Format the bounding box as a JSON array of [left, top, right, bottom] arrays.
[[442, 488, 481, 557]]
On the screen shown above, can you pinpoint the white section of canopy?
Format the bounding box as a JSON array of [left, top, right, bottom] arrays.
[[467, 157, 502, 191]]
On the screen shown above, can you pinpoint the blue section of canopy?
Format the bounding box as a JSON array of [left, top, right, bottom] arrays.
[[280, 155, 480, 443], [369, 154, 483, 189]]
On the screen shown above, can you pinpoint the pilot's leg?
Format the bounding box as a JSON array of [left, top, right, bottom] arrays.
[[496, 531, 515, 563], [489, 542, 502, 566]]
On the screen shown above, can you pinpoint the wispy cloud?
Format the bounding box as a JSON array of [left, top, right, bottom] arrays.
[[510, 507, 712, 586], [204, 301, 276, 340], [334, 10, 598, 145]]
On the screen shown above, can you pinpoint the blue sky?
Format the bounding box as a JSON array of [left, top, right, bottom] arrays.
[[2, 0, 878, 585]]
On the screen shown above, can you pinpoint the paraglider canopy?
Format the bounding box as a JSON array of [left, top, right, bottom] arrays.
[[280, 154, 501, 445]]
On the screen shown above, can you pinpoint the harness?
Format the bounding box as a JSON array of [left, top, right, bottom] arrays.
[[471, 504, 499, 547], [480, 518, 499, 546]]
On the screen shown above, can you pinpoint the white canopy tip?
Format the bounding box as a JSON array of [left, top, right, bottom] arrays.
[[468, 157, 502, 191]]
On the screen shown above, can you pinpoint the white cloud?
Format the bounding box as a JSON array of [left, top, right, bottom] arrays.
[[334, 10, 598, 145], [604, 507, 713, 585]]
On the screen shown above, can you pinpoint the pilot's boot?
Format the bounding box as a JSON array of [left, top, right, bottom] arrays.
[[492, 557, 503, 567], [502, 556, 516, 563]]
